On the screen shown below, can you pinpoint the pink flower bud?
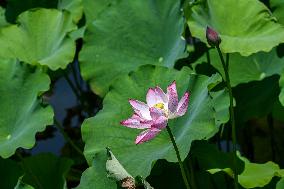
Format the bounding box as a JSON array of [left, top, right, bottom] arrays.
[[206, 26, 221, 47]]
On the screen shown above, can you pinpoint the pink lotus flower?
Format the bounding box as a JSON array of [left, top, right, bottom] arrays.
[[120, 81, 189, 144]]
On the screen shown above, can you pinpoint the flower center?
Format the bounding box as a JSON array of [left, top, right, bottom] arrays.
[[154, 103, 164, 110]]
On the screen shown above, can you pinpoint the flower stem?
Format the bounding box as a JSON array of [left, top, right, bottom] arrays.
[[54, 119, 84, 156], [216, 46, 239, 189], [63, 72, 81, 99], [166, 125, 191, 189]]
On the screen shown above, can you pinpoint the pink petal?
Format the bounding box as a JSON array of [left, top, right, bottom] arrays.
[[120, 114, 151, 129], [146, 87, 167, 107], [154, 86, 168, 102], [129, 99, 151, 120], [176, 92, 189, 117], [135, 128, 161, 144], [152, 116, 167, 129], [149, 107, 164, 120], [167, 81, 178, 114]]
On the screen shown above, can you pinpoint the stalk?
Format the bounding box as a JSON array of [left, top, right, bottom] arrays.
[[54, 119, 84, 156], [216, 46, 239, 189], [166, 125, 191, 189]]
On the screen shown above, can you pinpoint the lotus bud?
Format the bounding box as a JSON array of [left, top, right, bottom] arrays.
[[206, 26, 221, 47]]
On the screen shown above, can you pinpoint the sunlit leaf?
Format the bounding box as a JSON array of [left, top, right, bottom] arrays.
[[195, 48, 284, 87], [0, 59, 53, 158], [0, 7, 9, 27], [208, 152, 284, 188], [106, 148, 133, 182], [210, 90, 230, 126], [82, 0, 113, 24], [0, 9, 77, 70], [106, 148, 154, 189], [69, 26, 86, 40], [58, 0, 83, 23], [187, 0, 284, 56], [76, 151, 116, 189], [77, 65, 228, 188], [79, 0, 186, 96], [14, 177, 34, 189]]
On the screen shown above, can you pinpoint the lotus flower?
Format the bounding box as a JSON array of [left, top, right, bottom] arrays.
[[120, 81, 189, 144]]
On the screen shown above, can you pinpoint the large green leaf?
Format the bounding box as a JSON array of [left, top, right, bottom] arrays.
[[190, 141, 244, 188], [271, 0, 284, 25], [77, 65, 228, 188], [278, 70, 284, 106], [210, 90, 229, 126], [195, 48, 284, 87], [0, 9, 77, 70], [6, 0, 82, 23], [5, 0, 58, 23], [76, 151, 116, 189], [209, 152, 284, 188], [21, 153, 73, 189], [82, 0, 113, 24], [58, 0, 83, 23], [234, 76, 280, 122], [14, 177, 34, 189], [191, 141, 244, 174], [0, 7, 9, 27], [276, 178, 284, 189], [79, 0, 186, 96], [0, 158, 23, 189], [187, 0, 284, 56], [0, 59, 53, 158]]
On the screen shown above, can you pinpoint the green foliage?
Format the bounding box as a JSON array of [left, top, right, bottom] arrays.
[[1, 154, 72, 189], [0, 7, 9, 27], [0, 9, 77, 70], [0, 158, 23, 189], [271, 0, 284, 25], [79, 0, 186, 96], [5, 0, 58, 23], [187, 0, 284, 56], [234, 76, 280, 122], [82, 0, 113, 25], [276, 178, 284, 189], [191, 141, 244, 174], [209, 152, 284, 188], [6, 0, 83, 23], [77, 65, 229, 188], [14, 177, 34, 189], [58, 0, 83, 23], [21, 153, 73, 189], [195, 48, 284, 87], [1, 0, 284, 188], [278, 70, 284, 106], [0, 59, 53, 158], [76, 151, 116, 189]]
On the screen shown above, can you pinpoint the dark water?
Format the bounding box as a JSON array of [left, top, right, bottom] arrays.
[[31, 75, 76, 155], [29, 61, 101, 156]]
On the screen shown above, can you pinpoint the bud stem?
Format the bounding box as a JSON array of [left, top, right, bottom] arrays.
[[216, 46, 239, 189]]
